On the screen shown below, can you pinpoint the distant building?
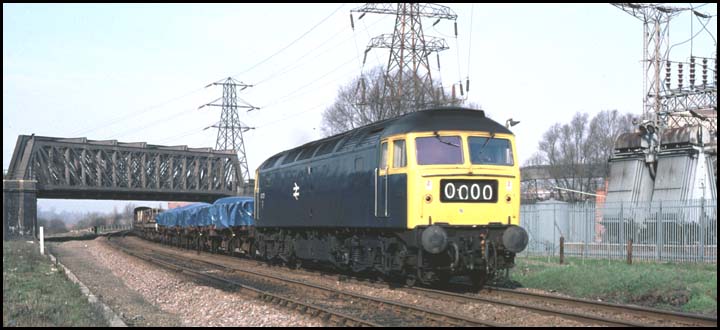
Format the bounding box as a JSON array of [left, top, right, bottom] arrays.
[[167, 202, 194, 209]]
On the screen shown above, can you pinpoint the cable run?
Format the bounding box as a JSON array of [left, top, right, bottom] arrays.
[[259, 55, 360, 110], [226, 4, 347, 81], [69, 87, 205, 138]]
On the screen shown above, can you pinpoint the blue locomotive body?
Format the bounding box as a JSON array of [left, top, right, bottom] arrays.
[[256, 140, 407, 229]]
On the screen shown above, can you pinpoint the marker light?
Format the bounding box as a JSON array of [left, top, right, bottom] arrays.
[[425, 194, 433, 204]]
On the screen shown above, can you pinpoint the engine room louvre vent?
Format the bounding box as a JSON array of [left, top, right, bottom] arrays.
[[336, 127, 383, 152], [315, 136, 343, 157], [357, 129, 383, 148], [296, 144, 319, 161], [261, 154, 282, 169], [281, 148, 303, 165]]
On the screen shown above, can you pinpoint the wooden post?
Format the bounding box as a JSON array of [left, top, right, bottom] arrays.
[[559, 236, 565, 264], [627, 239, 633, 265], [39, 226, 44, 255]]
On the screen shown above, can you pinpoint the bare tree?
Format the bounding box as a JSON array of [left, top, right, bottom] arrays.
[[526, 110, 635, 202], [321, 66, 463, 136], [587, 109, 635, 169], [123, 203, 137, 225], [37, 217, 68, 235]]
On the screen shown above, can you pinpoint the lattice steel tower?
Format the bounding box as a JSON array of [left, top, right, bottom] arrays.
[[613, 3, 717, 131], [351, 3, 457, 116], [613, 3, 717, 184], [200, 77, 257, 185]]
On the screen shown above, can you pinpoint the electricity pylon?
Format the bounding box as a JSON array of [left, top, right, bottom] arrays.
[[199, 77, 258, 185], [351, 3, 457, 117]]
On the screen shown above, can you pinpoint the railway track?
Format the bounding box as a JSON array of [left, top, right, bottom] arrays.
[[278, 257, 717, 327], [107, 232, 502, 327], [118, 232, 717, 327], [403, 286, 643, 327], [481, 286, 717, 327], [327, 270, 717, 327], [328, 272, 716, 327], [106, 232, 375, 327]]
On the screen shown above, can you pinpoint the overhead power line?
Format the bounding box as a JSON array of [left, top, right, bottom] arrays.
[[74, 4, 345, 142], [69, 87, 205, 138], [225, 3, 347, 81]]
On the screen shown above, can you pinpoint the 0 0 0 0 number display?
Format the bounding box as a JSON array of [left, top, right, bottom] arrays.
[[440, 179, 498, 203]]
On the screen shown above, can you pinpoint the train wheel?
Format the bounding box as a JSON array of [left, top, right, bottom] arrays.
[[289, 256, 302, 270], [227, 238, 236, 257], [405, 273, 417, 287], [435, 273, 452, 288], [470, 272, 488, 292], [211, 238, 219, 254]]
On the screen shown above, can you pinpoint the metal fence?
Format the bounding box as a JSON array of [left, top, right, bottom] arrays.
[[519, 199, 717, 263], [96, 224, 132, 234]]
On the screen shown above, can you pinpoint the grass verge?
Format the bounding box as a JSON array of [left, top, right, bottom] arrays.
[[510, 256, 717, 316], [3, 240, 108, 327]]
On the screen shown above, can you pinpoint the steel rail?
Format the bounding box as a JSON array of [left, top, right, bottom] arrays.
[[110, 234, 502, 327], [106, 233, 377, 327], [484, 286, 717, 327]]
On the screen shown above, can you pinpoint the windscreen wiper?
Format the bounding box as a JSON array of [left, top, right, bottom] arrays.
[[433, 131, 460, 147], [474, 131, 496, 160]]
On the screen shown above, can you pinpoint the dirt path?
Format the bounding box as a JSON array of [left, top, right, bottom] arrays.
[[48, 240, 185, 327], [47, 237, 323, 327]]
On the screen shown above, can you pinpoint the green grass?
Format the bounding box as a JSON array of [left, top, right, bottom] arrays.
[[3, 240, 108, 327], [510, 256, 717, 316]]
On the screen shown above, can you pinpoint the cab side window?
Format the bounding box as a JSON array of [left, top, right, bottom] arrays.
[[393, 139, 406, 168], [380, 141, 388, 168]]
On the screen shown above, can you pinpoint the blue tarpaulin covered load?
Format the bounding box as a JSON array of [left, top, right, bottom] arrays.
[[157, 206, 183, 227], [157, 203, 211, 228], [194, 204, 213, 227], [211, 196, 255, 229], [156, 199, 253, 229], [179, 203, 211, 227]]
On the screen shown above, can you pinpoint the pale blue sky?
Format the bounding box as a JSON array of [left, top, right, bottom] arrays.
[[3, 3, 717, 213]]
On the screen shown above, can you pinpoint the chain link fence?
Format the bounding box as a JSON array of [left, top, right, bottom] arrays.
[[520, 199, 717, 263]]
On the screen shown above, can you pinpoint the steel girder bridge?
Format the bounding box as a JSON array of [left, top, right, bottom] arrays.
[[4, 135, 244, 239]]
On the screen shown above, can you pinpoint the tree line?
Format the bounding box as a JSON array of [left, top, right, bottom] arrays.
[[37, 204, 137, 235], [320, 66, 468, 136], [523, 110, 635, 202], [319, 66, 637, 203]]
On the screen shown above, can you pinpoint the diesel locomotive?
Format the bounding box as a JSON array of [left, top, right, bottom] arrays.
[[253, 107, 528, 287]]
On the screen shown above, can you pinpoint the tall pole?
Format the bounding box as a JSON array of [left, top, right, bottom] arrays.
[[613, 3, 716, 132], [613, 3, 679, 127], [352, 3, 456, 118], [199, 77, 257, 186]]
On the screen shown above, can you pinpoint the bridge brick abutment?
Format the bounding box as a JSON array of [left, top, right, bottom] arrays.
[[3, 180, 38, 240]]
